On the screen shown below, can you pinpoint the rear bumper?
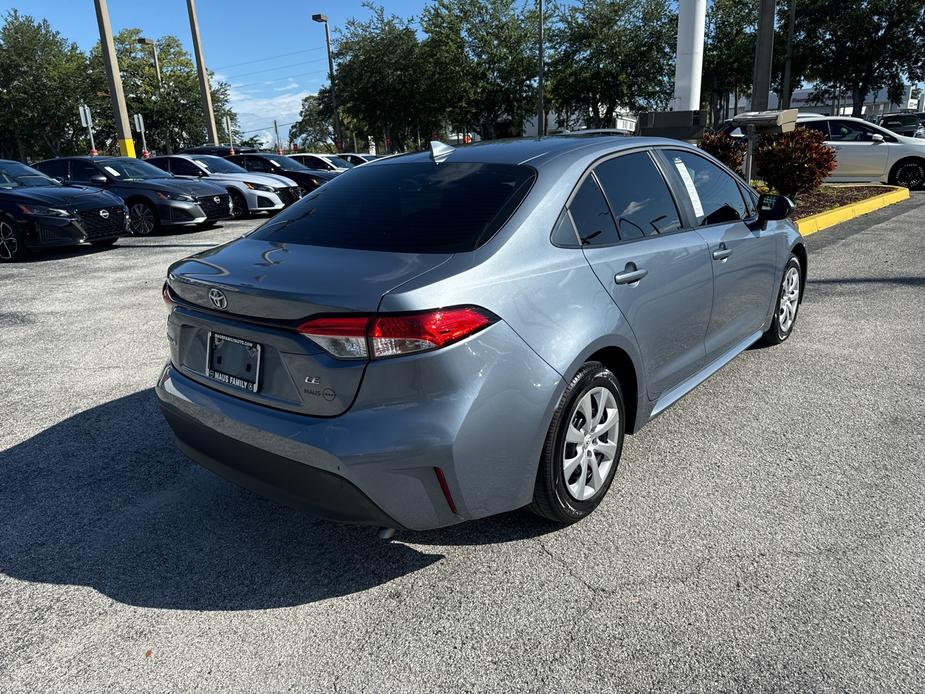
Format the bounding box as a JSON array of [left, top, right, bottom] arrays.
[[160, 400, 400, 527], [155, 321, 564, 530]]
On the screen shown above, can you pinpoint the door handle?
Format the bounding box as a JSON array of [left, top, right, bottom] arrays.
[[614, 265, 648, 284], [712, 245, 732, 261]]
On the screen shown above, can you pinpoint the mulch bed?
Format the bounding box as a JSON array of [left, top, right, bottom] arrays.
[[791, 186, 892, 220]]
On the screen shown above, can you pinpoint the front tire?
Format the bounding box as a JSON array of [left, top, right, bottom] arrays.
[[889, 158, 925, 190], [529, 362, 625, 524], [762, 254, 802, 345], [0, 216, 28, 262], [128, 201, 159, 236], [229, 190, 248, 219]]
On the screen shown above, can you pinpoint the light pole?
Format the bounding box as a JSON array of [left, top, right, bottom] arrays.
[[537, 0, 544, 137], [187, 0, 220, 146], [312, 13, 342, 152], [137, 37, 171, 153], [93, 0, 135, 157]]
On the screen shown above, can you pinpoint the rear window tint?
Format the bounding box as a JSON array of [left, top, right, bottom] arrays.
[[249, 162, 536, 253]]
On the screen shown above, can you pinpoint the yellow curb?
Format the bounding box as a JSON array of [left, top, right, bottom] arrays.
[[795, 186, 910, 236]]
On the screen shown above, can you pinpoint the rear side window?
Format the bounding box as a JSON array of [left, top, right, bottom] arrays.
[[593, 152, 682, 238], [667, 150, 747, 226], [568, 175, 619, 246], [249, 162, 536, 253]]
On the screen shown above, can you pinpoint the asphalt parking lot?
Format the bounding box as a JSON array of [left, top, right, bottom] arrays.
[[2, 198, 923, 692]]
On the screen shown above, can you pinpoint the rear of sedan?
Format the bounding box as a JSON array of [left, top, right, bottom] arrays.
[[156, 158, 554, 530]]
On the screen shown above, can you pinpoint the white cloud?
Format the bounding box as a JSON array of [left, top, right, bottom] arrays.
[[229, 86, 309, 145], [273, 81, 300, 92]]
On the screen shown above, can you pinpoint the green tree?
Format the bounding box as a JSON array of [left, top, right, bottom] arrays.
[[796, 0, 925, 117], [0, 10, 90, 161], [547, 0, 675, 130], [86, 28, 238, 155], [289, 90, 335, 152], [701, 0, 756, 125]]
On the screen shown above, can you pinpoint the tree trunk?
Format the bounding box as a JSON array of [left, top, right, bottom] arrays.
[[851, 87, 865, 118]]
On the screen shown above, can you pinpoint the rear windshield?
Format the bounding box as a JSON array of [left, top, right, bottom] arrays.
[[248, 162, 536, 253]]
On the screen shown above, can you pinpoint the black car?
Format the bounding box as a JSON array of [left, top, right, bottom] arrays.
[[225, 153, 339, 193], [181, 144, 258, 156], [0, 159, 127, 262], [34, 157, 232, 236]]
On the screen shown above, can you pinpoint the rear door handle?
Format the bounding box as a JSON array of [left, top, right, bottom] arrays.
[[614, 267, 648, 284], [712, 246, 732, 261]]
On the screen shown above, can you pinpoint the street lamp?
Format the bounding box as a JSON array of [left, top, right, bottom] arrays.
[[137, 37, 162, 90], [312, 13, 342, 152]]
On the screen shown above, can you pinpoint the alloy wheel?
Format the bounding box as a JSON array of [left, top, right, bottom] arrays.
[[231, 193, 246, 218], [895, 162, 925, 189], [778, 265, 801, 333], [129, 203, 156, 236], [0, 221, 19, 261], [562, 386, 620, 502]]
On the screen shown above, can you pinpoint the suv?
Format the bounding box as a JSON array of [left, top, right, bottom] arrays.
[[876, 113, 925, 138], [34, 157, 232, 235]]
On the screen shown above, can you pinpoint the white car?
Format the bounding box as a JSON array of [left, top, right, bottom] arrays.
[[287, 153, 354, 173], [796, 115, 925, 189], [339, 152, 377, 166], [147, 155, 302, 218]]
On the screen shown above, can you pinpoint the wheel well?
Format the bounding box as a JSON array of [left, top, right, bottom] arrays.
[[124, 195, 152, 209], [791, 242, 807, 301], [587, 346, 639, 434]]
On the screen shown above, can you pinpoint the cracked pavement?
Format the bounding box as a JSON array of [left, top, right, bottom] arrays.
[[1, 195, 923, 692]]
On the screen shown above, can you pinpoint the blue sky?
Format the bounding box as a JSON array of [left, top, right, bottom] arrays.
[[2, 0, 430, 142]]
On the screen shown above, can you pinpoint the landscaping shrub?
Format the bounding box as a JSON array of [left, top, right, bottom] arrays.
[[698, 131, 746, 174], [753, 128, 837, 199]]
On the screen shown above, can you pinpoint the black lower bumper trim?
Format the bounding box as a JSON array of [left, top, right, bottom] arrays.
[[160, 402, 401, 528]]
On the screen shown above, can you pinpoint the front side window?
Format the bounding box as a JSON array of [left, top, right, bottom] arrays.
[[568, 175, 619, 246], [829, 120, 881, 142], [249, 162, 536, 253], [593, 152, 682, 239], [70, 160, 100, 181], [169, 158, 201, 176], [667, 150, 747, 226]]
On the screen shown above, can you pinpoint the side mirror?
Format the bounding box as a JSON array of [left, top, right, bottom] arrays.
[[757, 193, 795, 223], [871, 133, 884, 143], [89, 174, 108, 185]]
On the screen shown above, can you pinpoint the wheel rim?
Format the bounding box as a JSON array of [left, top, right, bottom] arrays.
[[778, 265, 801, 333], [896, 163, 924, 189], [129, 203, 155, 235], [231, 194, 245, 217], [562, 386, 620, 502], [0, 221, 18, 260]]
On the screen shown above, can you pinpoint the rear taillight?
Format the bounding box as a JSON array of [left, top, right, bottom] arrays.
[[162, 281, 174, 306], [297, 306, 495, 360]]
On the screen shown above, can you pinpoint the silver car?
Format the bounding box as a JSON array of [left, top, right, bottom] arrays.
[[156, 137, 805, 531], [147, 154, 302, 218]]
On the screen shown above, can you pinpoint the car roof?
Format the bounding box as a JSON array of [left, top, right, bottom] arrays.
[[369, 136, 691, 170]]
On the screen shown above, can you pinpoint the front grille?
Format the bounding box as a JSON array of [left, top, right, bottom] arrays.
[[277, 186, 302, 206], [197, 194, 231, 220], [77, 206, 125, 239]]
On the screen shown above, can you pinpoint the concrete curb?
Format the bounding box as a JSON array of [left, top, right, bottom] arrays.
[[795, 186, 911, 236]]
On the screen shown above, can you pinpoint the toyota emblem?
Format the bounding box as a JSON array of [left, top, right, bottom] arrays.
[[99, 209, 110, 219], [208, 288, 228, 310], [213, 196, 221, 204]]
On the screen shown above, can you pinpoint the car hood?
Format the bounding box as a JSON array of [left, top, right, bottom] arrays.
[[0, 185, 121, 207], [114, 178, 227, 196], [204, 172, 295, 188]]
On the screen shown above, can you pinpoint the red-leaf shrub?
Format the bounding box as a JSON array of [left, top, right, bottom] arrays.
[[698, 131, 746, 174], [754, 128, 837, 198]]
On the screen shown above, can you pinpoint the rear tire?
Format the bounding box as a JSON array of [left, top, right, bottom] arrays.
[[128, 200, 159, 236], [762, 254, 802, 345], [0, 216, 28, 262], [888, 158, 925, 190], [529, 361, 625, 524]]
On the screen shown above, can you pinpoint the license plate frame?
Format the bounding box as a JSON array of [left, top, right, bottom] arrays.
[[205, 331, 262, 393]]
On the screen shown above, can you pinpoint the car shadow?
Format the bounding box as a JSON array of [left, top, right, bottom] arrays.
[[0, 390, 554, 611]]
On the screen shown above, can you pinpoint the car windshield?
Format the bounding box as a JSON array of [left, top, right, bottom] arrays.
[[249, 162, 536, 253], [99, 159, 170, 180], [263, 154, 308, 171], [0, 162, 60, 188], [324, 155, 354, 169], [192, 156, 246, 174]]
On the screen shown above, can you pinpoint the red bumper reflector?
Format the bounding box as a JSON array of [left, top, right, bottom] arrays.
[[433, 467, 458, 515]]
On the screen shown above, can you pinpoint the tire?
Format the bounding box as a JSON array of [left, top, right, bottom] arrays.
[[529, 361, 625, 524], [229, 189, 248, 219], [888, 158, 925, 190], [762, 254, 802, 345], [0, 216, 28, 262], [90, 237, 118, 247], [128, 200, 159, 236]]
